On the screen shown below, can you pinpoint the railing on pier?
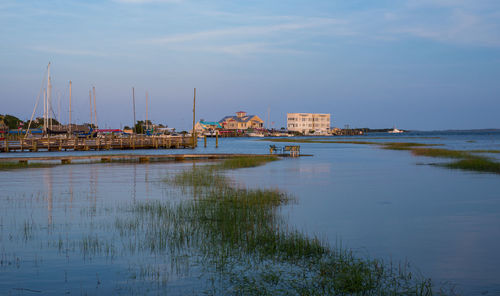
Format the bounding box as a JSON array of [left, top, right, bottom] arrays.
[[0, 135, 196, 153]]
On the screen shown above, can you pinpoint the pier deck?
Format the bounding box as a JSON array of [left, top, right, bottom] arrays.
[[0, 135, 195, 153], [0, 153, 296, 165]]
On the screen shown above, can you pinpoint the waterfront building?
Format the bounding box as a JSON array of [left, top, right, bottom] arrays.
[[194, 121, 223, 133], [219, 111, 264, 130], [287, 113, 331, 135]]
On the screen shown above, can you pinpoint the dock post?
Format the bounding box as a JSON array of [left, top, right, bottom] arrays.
[[32, 140, 37, 152], [216, 132, 218, 148], [58, 139, 62, 151], [204, 135, 207, 147], [4, 139, 8, 152]]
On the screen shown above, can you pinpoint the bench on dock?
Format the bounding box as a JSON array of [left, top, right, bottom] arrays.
[[269, 145, 283, 154], [284, 145, 300, 157], [269, 145, 300, 157]]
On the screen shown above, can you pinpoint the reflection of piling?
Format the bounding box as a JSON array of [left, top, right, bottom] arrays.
[[204, 135, 207, 147]]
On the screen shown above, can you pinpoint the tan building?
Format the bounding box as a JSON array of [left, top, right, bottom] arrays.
[[219, 111, 264, 130], [287, 113, 331, 135]]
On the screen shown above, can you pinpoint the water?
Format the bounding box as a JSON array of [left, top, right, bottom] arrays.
[[1, 131, 499, 295]]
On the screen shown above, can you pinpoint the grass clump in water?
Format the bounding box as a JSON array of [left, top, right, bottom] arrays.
[[264, 137, 500, 176], [117, 156, 442, 295], [443, 158, 500, 174], [213, 156, 279, 170], [0, 161, 54, 170], [410, 148, 475, 159]]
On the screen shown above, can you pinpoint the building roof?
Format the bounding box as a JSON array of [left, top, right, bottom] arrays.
[[219, 115, 259, 123], [200, 121, 222, 128]]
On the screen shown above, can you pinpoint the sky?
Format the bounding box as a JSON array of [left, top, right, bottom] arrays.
[[0, 0, 499, 131]]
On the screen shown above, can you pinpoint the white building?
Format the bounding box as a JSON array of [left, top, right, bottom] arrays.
[[287, 113, 331, 135]]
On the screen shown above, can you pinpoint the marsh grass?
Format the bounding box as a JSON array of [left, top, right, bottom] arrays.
[[470, 149, 500, 154], [0, 162, 54, 170], [114, 156, 440, 295], [409, 148, 475, 159], [264, 138, 500, 175], [443, 158, 500, 174]]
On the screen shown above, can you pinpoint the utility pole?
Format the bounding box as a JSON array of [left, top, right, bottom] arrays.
[[192, 88, 196, 148], [267, 107, 270, 130], [132, 87, 136, 134], [145, 91, 149, 132]]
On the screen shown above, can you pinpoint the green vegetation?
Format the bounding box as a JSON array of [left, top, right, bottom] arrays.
[[381, 142, 441, 150], [0, 114, 23, 129], [443, 158, 500, 174], [470, 150, 500, 154], [263, 138, 500, 175], [114, 156, 439, 295], [0, 162, 54, 170], [212, 155, 278, 169], [264, 138, 376, 145]]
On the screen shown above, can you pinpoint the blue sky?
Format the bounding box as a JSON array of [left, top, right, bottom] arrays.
[[1, 0, 499, 130]]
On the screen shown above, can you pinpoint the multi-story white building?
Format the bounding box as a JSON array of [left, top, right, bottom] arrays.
[[287, 113, 331, 135]]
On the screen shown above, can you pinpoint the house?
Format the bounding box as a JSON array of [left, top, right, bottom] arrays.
[[219, 111, 264, 130], [287, 113, 331, 135], [194, 121, 223, 134]]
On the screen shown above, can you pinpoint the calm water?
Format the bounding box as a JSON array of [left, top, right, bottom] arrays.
[[1, 131, 499, 295]]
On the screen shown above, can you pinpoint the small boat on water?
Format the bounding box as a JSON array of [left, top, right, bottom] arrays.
[[247, 132, 265, 137], [388, 127, 404, 134]]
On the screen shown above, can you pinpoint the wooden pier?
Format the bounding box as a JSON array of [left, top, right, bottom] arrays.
[[0, 135, 196, 153], [0, 153, 278, 165]]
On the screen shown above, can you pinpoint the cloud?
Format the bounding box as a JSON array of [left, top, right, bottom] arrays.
[[32, 46, 108, 57], [112, 0, 183, 3], [150, 18, 342, 45], [144, 17, 347, 56], [386, 2, 500, 47]]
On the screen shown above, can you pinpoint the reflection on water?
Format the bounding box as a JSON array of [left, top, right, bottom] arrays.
[[0, 131, 499, 295]]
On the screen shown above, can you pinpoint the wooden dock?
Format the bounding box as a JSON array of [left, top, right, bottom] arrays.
[[0, 135, 196, 153], [0, 153, 280, 165]]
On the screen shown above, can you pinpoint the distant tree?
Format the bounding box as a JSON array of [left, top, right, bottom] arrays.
[[0, 114, 23, 129], [134, 121, 144, 134]]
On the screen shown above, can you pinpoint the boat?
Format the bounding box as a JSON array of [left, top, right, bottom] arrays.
[[388, 127, 404, 134], [247, 132, 265, 137]]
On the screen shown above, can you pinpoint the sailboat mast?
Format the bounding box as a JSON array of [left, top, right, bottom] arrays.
[[93, 86, 97, 130], [192, 88, 196, 147], [44, 62, 51, 134], [47, 63, 52, 130], [89, 89, 93, 128], [43, 90, 47, 133], [69, 81, 72, 134], [146, 91, 148, 132], [132, 87, 136, 133]]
